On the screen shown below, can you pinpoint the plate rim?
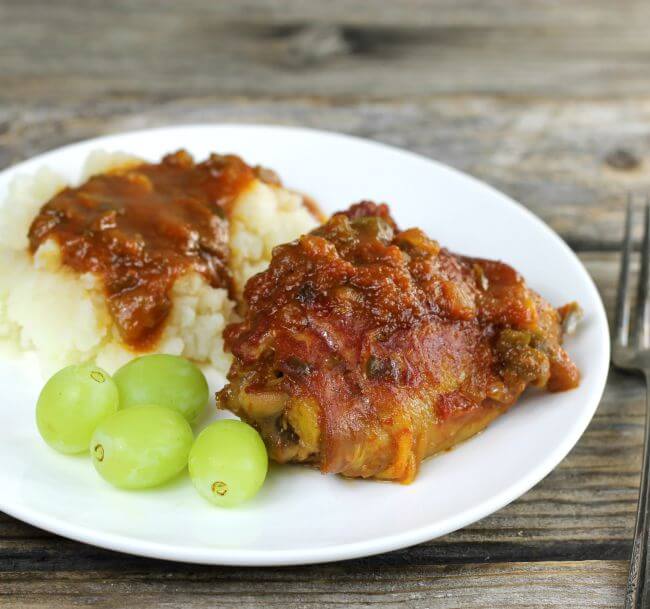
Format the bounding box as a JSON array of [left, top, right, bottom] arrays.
[[0, 123, 611, 566]]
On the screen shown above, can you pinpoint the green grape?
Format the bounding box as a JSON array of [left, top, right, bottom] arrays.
[[36, 363, 119, 454], [114, 354, 209, 423], [188, 419, 268, 507], [90, 405, 193, 489]]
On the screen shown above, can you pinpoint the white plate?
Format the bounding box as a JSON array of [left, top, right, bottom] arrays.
[[0, 125, 609, 566]]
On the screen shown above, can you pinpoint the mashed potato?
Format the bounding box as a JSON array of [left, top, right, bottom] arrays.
[[0, 151, 318, 377]]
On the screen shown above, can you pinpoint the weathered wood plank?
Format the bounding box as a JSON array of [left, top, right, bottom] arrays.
[[0, 561, 627, 609], [0, 538, 630, 575], [1, 0, 649, 101], [0, 97, 649, 248], [0, 2, 645, 604], [7, 0, 649, 28]]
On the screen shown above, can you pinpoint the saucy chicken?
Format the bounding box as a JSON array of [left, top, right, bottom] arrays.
[[218, 202, 580, 483], [28, 150, 267, 348]]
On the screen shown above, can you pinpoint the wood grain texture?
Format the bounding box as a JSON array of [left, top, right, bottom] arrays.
[[0, 562, 628, 609], [1, 0, 648, 606], [1, 0, 650, 101]]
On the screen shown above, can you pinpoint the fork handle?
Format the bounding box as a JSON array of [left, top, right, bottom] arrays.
[[625, 371, 650, 608]]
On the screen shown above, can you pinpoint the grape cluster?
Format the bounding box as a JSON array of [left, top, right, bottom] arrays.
[[36, 355, 268, 506]]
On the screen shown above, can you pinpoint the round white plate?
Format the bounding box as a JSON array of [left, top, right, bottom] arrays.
[[0, 125, 609, 566]]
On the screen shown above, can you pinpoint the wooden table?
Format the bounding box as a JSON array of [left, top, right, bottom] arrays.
[[1, 1, 649, 606]]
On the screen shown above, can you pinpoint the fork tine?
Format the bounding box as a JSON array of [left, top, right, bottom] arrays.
[[615, 195, 634, 346], [635, 198, 650, 348]]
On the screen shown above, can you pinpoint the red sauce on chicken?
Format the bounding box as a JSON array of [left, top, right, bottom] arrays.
[[219, 202, 580, 482]]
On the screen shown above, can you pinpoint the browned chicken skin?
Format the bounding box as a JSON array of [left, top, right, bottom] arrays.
[[218, 202, 580, 483]]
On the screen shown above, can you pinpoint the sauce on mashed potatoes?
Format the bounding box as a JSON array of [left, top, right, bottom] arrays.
[[28, 150, 261, 348]]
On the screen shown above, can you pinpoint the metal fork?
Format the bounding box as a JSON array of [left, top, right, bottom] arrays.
[[613, 196, 650, 608]]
